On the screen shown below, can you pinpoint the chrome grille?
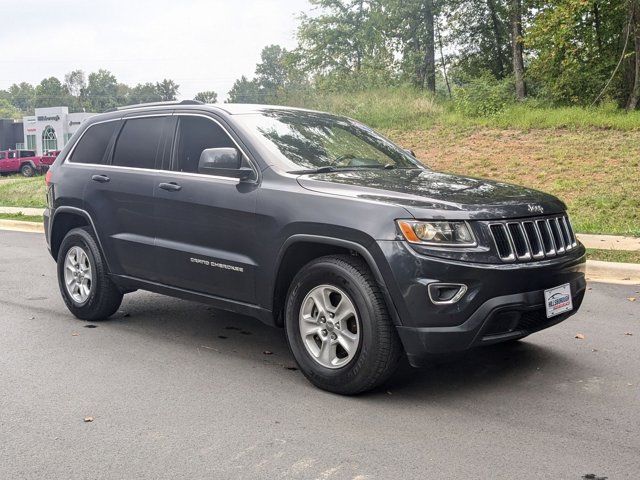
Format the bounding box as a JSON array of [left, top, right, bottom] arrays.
[[489, 214, 577, 262]]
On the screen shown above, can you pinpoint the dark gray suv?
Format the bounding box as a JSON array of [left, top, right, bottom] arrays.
[[45, 100, 586, 394]]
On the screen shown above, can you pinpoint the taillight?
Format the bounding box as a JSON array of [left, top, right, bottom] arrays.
[[45, 169, 52, 186]]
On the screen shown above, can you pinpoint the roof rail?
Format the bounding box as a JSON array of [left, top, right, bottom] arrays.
[[105, 99, 204, 113]]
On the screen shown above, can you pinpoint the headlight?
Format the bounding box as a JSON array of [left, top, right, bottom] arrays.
[[397, 220, 476, 247]]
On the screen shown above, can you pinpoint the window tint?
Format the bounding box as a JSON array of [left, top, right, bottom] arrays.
[[113, 117, 166, 169], [19, 150, 36, 158], [174, 116, 237, 174], [69, 122, 119, 164]]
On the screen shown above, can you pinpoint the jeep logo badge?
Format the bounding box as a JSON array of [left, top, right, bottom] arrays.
[[527, 204, 544, 214]]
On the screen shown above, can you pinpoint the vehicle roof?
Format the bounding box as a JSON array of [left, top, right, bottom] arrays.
[[83, 102, 340, 128]]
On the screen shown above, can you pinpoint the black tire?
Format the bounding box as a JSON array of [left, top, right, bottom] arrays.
[[285, 254, 403, 395], [57, 227, 123, 321], [20, 163, 35, 177]]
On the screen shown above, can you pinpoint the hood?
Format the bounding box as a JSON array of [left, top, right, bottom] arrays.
[[296, 169, 566, 220]]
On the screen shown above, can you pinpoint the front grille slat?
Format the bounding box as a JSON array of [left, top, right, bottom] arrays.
[[537, 220, 556, 257], [489, 214, 576, 263], [523, 221, 544, 259], [549, 218, 566, 254], [507, 222, 531, 260], [490, 224, 515, 261]]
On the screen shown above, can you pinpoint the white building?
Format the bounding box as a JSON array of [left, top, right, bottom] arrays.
[[23, 107, 96, 156]]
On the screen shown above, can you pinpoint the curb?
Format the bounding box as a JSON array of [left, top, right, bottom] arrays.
[[0, 219, 45, 234], [586, 260, 640, 285], [0, 206, 45, 216], [577, 233, 640, 252]]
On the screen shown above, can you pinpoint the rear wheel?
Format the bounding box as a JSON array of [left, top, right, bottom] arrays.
[[20, 164, 35, 177], [285, 254, 402, 395], [57, 227, 123, 321]]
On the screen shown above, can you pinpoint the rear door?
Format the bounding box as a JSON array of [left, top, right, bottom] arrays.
[[153, 113, 259, 303], [81, 114, 173, 280]]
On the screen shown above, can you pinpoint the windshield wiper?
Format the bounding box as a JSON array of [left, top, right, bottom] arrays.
[[288, 164, 400, 174], [287, 166, 339, 174]]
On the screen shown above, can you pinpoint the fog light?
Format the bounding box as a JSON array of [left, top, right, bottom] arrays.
[[428, 283, 467, 304]]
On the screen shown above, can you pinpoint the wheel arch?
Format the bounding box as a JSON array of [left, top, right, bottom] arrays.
[[50, 207, 106, 265], [271, 235, 401, 328]]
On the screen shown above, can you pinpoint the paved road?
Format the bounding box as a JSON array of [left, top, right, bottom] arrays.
[[1, 230, 638, 480]]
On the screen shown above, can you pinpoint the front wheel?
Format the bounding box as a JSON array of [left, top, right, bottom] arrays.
[[285, 255, 402, 395], [57, 227, 123, 321], [20, 164, 35, 177]]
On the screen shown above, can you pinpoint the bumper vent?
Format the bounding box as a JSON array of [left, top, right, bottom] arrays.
[[489, 214, 577, 263]]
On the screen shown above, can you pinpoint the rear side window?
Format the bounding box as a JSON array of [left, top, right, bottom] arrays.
[[112, 117, 167, 170], [69, 122, 119, 164], [19, 150, 35, 158]]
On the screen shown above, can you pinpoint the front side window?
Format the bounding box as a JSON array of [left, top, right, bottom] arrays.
[[112, 117, 167, 169], [69, 121, 119, 164], [174, 116, 237, 174], [234, 110, 421, 171]]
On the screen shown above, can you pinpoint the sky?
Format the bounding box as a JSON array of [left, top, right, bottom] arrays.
[[0, 0, 310, 100]]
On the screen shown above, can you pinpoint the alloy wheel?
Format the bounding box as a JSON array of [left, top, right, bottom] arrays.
[[298, 284, 360, 369], [63, 246, 93, 304]]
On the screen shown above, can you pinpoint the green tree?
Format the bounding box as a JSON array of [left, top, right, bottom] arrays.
[[35, 77, 70, 108], [386, 0, 437, 91], [526, 0, 627, 105], [155, 79, 179, 101], [256, 45, 289, 96], [64, 70, 87, 112], [128, 83, 161, 104], [85, 69, 119, 112], [194, 91, 218, 103], [7, 83, 35, 113], [0, 98, 20, 119], [446, 0, 512, 80], [297, 0, 395, 87], [227, 76, 263, 103]]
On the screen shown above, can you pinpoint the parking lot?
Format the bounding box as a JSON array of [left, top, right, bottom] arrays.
[[1, 229, 639, 479]]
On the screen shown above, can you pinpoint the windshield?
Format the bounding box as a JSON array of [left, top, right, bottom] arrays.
[[234, 110, 423, 171]]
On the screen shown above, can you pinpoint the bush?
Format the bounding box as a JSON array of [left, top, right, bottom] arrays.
[[454, 75, 515, 117]]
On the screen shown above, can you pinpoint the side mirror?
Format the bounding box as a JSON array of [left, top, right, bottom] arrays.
[[198, 148, 254, 180]]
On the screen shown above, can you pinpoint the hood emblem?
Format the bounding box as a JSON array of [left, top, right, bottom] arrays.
[[527, 204, 544, 214]]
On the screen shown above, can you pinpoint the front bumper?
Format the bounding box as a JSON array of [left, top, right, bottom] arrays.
[[376, 240, 587, 366]]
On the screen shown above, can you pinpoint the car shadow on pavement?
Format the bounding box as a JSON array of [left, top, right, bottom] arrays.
[[97, 291, 577, 399], [383, 340, 577, 399]]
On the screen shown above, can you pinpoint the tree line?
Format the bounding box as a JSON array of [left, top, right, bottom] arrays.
[[0, 70, 218, 118], [2, 1, 637, 116], [228, 0, 640, 111]]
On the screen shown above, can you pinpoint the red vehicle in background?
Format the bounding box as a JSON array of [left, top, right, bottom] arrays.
[[0, 149, 59, 177]]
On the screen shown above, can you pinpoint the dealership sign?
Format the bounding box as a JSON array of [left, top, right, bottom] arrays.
[[37, 115, 61, 122]]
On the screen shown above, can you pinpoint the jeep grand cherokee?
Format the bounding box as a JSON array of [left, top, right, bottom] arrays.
[[44, 100, 586, 394]]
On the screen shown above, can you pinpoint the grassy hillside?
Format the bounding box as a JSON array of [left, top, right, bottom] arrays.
[[283, 87, 640, 132], [388, 127, 640, 236]]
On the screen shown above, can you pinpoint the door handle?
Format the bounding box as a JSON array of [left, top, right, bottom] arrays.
[[91, 174, 110, 183], [159, 182, 182, 192]]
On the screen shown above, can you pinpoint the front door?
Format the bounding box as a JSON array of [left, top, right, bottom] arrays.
[[153, 114, 259, 303]]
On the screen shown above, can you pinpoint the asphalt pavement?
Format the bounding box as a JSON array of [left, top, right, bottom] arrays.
[[1, 229, 639, 480]]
